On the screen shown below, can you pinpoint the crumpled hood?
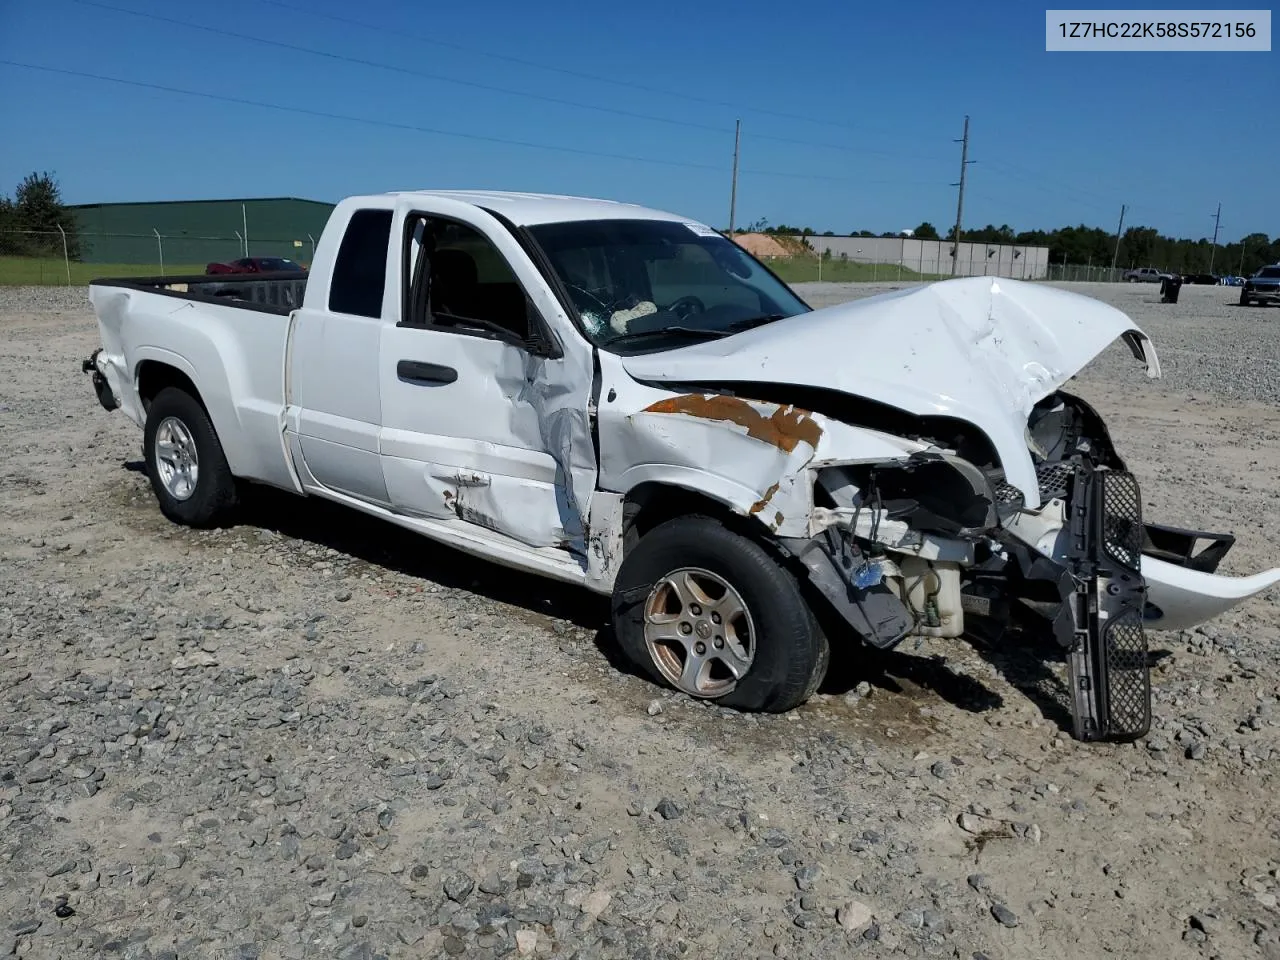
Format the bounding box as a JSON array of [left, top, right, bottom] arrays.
[[620, 277, 1161, 508]]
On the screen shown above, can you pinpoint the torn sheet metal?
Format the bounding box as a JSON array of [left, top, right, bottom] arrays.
[[430, 467, 569, 549], [586, 491, 625, 587], [378, 319, 597, 565], [616, 392, 823, 536], [641, 394, 824, 453], [619, 277, 1161, 509]]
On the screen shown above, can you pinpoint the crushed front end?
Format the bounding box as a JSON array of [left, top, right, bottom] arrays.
[[783, 392, 1157, 742]]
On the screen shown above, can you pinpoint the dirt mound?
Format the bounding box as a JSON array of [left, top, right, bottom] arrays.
[[731, 232, 790, 259]]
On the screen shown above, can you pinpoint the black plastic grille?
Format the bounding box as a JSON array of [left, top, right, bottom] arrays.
[[994, 481, 1023, 504], [1102, 470, 1142, 570], [1035, 462, 1074, 502], [1102, 607, 1151, 738]]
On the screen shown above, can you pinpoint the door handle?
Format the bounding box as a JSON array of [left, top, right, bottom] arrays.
[[397, 360, 458, 385]]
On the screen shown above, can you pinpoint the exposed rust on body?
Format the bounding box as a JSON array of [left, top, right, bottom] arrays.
[[749, 482, 781, 515], [643, 394, 823, 452]]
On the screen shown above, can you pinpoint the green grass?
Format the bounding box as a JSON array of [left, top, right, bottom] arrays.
[[0, 256, 207, 286], [768, 257, 946, 284], [3, 253, 950, 287]]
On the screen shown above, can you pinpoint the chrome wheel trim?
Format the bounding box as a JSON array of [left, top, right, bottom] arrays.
[[154, 416, 200, 501], [643, 567, 755, 698]]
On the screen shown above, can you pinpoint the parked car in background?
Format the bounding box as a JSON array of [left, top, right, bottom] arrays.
[[1180, 273, 1219, 285], [1122, 266, 1169, 283], [205, 256, 307, 275], [1240, 265, 1280, 306]]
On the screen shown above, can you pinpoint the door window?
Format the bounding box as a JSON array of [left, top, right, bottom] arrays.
[[403, 215, 535, 344]]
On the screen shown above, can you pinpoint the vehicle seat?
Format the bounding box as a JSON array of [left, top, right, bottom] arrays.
[[430, 248, 479, 319]]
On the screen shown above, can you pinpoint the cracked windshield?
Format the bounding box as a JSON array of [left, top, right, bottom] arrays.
[[528, 219, 811, 350]]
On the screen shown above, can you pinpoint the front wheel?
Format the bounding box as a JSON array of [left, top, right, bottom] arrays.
[[143, 386, 239, 527], [611, 516, 829, 712], [1240, 290, 1251, 306]]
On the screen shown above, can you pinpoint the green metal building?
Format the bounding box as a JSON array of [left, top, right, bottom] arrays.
[[69, 197, 335, 267]]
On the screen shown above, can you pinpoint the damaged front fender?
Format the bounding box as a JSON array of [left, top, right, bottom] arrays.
[[612, 391, 827, 537], [596, 360, 978, 647]]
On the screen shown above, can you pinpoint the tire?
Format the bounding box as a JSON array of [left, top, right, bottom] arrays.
[[1240, 290, 1251, 306], [611, 515, 829, 712], [143, 386, 239, 527]]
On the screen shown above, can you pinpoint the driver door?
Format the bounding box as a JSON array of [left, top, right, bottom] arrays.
[[378, 203, 598, 563]]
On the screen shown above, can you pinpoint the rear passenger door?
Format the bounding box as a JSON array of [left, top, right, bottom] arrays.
[[378, 205, 597, 561]]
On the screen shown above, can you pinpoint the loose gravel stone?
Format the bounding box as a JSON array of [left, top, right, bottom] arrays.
[[837, 900, 873, 933], [655, 799, 681, 820], [1, 281, 1278, 960], [443, 873, 475, 904], [990, 904, 1019, 928]]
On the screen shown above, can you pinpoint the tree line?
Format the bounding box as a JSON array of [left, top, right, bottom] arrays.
[[736, 217, 1278, 276], [5, 170, 1275, 277], [0, 172, 82, 259]]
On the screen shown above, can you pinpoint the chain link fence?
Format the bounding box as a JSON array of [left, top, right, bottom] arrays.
[[1042, 263, 1130, 283], [2, 227, 1173, 288], [1, 229, 319, 285]]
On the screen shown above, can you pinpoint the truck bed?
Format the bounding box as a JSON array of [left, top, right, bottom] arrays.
[[89, 272, 308, 314]]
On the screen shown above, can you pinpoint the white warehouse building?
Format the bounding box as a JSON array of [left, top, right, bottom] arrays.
[[794, 235, 1052, 280]]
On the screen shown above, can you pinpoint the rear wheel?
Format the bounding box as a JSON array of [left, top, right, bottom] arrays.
[[143, 387, 239, 527], [611, 515, 829, 712]]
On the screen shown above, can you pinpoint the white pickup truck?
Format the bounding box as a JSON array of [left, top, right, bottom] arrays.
[[83, 190, 1280, 741]]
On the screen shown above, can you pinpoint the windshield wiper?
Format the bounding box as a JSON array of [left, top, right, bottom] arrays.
[[725, 313, 786, 331], [607, 326, 732, 347]]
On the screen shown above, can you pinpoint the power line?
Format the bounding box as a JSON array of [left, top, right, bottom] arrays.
[[0, 59, 724, 172], [68, 0, 733, 138], [253, 0, 914, 142], [68, 0, 948, 165], [0, 59, 938, 188]]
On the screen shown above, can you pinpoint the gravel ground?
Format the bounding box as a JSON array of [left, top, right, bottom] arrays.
[[2, 280, 1278, 960]]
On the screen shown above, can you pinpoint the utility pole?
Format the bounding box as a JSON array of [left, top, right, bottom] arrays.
[[1209, 202, 1221, 274], [950, 115, 973, 277], [728, 118, 741, 235], [1110, 203, 1126, 271]]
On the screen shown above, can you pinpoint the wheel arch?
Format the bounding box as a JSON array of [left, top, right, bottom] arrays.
[[132, 350, 250, 478], [618, 471, 791, 553], [622, 480, 753, 550], [136, 358, 203, 413]]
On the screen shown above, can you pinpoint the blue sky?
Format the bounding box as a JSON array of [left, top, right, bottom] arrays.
[[1, 0, 1276, 240]]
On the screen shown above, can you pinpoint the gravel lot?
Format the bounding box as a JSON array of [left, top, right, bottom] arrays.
[[2, 280, 1278, 960]]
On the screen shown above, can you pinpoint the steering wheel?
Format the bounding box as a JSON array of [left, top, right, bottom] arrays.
[[666, 295, 706, 320]]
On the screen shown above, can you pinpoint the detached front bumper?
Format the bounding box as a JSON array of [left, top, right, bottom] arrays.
[[82, 349, 119, 411], [1141, 523, 1280, 630], [1007, 459, 1280, 740]]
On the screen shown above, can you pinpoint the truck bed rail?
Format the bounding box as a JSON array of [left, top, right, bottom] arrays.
[[88, 273, 308, 315]]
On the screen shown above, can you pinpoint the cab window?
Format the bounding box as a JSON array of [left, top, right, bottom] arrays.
[[403, 215, 533, 344]]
